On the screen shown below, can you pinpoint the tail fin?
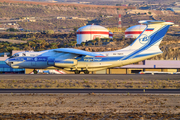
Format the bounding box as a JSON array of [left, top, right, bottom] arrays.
[[121, 20, 174, 60], [128, 20, 174, 50]]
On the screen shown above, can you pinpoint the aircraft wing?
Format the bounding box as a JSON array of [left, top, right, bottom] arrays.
[[53, 48, 105, 57]]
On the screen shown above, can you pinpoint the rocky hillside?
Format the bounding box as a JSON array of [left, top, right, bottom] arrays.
[[0, 0, 136, 31], [0, 0, 178, 31], [0, 0, 135, 18]]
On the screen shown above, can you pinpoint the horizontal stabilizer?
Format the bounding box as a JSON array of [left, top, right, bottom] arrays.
[[139, 20, 174, 25]]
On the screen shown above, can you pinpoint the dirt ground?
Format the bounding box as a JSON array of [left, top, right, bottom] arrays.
[[0, 75, 180, 119], [0, 94, 180, 114], [0, 78, 180, 89]]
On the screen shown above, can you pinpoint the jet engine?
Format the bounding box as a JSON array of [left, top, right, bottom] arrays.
[[54, 59, 77, 68], [47, 57, 77, 68]]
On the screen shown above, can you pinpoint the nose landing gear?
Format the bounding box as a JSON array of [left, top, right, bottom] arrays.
[[33, 69, 38, 74]]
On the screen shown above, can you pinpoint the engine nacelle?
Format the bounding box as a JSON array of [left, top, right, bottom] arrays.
[[54, 59, 77, 67], [47, 57, 77, 68]]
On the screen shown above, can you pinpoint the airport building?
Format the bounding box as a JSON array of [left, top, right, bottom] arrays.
[[125, 25, 146, 38], [174, 2, 180, 6], [166, 7, 180, 13], [94, 60, 180, 74]]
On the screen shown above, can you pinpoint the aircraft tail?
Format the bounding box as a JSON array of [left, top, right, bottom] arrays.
[[121, 20, 174, 60], [128, 20, 174, 50]]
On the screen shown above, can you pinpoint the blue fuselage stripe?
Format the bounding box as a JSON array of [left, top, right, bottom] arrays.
[[9, 57, 48, 62], [77, 52, 160, 62]]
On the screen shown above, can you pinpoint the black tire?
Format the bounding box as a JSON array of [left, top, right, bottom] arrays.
[[74, 70, 80, 74], [33, 69, 38, 74], [84, 70, 89, 74]]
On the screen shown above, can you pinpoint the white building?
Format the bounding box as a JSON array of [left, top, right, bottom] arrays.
[[125, 25, 146, 38], [166, 7, 180, 13], [76, 25, 111, 44]]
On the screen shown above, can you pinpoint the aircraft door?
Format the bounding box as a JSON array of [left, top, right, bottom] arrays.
[[84, 57, 94, 68], [47, 57, 55, 66]]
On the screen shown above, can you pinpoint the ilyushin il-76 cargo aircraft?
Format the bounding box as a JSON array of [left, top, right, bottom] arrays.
[[5, 20, 174, 74]]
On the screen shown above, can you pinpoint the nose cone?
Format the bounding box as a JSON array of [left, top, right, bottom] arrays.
[[5, 58, 9, 66]]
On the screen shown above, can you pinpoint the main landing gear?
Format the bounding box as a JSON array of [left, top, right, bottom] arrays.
[[84, 70, 89, 74], [74, 70, 80, 74], [33, 69, 38, 74], [74, 70, 89, 74]]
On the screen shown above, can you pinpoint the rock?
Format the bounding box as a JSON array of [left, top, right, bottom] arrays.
[[85, 47, 89, 51], [106, 48, 111, 51], [140, 117, 144, 120]]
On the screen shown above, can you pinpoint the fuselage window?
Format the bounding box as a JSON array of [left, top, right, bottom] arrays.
[[118, 53, 123, 55], [30, 54, 35, 57], [22, 53, 26, 56], [113, 53, 116, 55], [10, 54, 19, 58]]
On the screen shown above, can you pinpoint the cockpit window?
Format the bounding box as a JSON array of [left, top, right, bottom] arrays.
[[10, 54, 19, 58]]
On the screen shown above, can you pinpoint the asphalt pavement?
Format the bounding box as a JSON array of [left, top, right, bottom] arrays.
[[0, 74, 180, 80], [0, 89, 179, 94]]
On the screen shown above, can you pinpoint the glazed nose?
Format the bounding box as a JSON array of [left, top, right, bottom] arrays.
[[5, 58, 9, 65]]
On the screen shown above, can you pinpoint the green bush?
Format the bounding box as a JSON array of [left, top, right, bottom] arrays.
[[6, 28, 19, 32], [45, 30, 54, 34], [21, 38, 27, 41]]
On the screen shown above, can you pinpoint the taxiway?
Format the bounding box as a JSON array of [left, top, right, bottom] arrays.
[[0, 74, 180, 80]]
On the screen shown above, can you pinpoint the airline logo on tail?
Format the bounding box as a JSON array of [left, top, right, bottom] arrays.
[[139, 34, 150, 44]]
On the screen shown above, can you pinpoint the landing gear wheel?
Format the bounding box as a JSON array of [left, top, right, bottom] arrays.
[[74, 70, 80, 74], [33, 69, 38, 74], [84, 70, 89, 74]]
